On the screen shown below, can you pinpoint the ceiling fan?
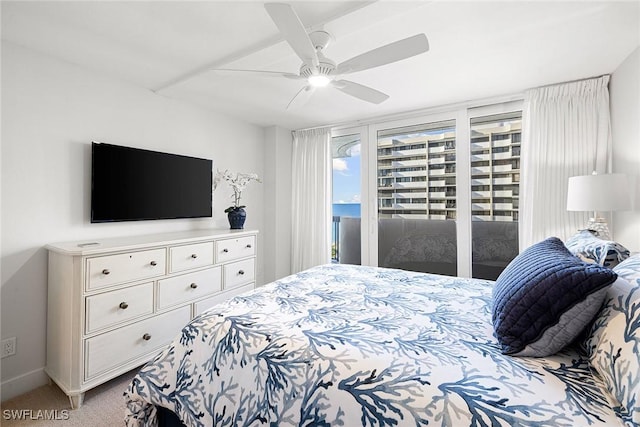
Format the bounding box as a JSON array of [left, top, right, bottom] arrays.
[[213, 3, 430, 109]]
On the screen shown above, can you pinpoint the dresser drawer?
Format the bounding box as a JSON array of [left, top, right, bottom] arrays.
[[85, 306, 190, 380], [87, 249, 166, 291], [157, 267, 222, 310], [194, 283, 254, 316], [169, 242, 214, 273], [223, 258, 255, 289], [215, 236, 255, 263], [85, 282, 154, 334]]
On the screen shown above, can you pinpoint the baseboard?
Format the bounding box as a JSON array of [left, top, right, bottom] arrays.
[[0, 368, 49, 402]]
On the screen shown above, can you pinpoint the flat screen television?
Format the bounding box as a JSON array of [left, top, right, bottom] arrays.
[[91, 142, 212, 223]]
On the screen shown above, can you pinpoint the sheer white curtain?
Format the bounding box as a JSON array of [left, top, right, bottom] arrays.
[[520, 76, 612, 250], [291, 128, 332, 273]]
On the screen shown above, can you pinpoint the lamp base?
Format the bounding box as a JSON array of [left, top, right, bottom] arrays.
[[586, 217, 610, 240]]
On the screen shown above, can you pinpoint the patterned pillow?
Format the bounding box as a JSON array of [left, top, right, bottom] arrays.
[[492, 237, 618, 357], [565, 229, 630, 268], [583, 253, 640, 425]]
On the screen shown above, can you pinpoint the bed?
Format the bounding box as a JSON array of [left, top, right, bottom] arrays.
[[124, 248, 640, 427]]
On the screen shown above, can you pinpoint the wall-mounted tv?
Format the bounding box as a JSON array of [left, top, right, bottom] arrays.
[[91, 142, 212, 223]]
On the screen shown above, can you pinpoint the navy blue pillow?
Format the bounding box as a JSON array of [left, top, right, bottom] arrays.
[[492, 237, 617, 357]]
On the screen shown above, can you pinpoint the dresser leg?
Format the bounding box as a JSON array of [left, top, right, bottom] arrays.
[[69, 393, 84, 409]]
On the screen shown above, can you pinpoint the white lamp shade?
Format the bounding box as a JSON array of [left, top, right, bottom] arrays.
[[567, 173, 631, 212]]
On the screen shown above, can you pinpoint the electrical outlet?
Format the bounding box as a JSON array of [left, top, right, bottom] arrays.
[[1, 337, 16, 358]]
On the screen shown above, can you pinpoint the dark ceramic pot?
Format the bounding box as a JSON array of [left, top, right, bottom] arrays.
[[227, 207, 246, 229]]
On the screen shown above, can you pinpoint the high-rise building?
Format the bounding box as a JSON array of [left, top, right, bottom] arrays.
[[470, 114, 522, 222], [377, 121, 457, 220], [376, 114, 521, 222]]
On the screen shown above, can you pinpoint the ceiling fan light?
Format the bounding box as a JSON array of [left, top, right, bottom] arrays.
[[308, 75, 331, 87]]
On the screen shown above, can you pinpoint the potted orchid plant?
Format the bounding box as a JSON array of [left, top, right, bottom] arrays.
[[214, 169, 261, 229]]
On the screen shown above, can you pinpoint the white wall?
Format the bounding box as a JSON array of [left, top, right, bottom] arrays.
[[263, 126, 292, 284], [0, 41, 266, 400], [610, 46, 640, 251]]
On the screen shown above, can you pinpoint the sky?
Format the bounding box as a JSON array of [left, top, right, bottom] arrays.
[[332, 143, 361, 204]]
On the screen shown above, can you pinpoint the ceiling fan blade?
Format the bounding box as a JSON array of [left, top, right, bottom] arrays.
[[211, 69, 302, 80], [286, 85, 316, 110], [336, 34, 429, 75], [332, 80, 389, 104], [265, 3, 318, 69]]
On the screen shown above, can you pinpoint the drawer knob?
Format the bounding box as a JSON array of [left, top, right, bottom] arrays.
[[119, 302, 129, 310], [190, 253, 198, 259], [222, 248, 229, 253], [102, 269, 110, 275], [142, 333, 151, 341], [190, 282, 198, 289], [150, 261, 157, 266], [238, 270, 245, 275], [246, 244, 252, 248]]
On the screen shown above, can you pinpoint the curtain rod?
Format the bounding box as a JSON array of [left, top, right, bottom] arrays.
[[294, 74, 610, 132], [532, 74, 610, 91], [295, 92, 524, 132]]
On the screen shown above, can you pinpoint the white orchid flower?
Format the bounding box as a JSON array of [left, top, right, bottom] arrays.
[[213, 169, 261, 212]]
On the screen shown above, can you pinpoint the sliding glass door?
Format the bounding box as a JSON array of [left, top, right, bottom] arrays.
[[330, 101, 523, 278], [375, 119, 458, 275], [469, 111, 522, 279], [331, 128, 366, 265]]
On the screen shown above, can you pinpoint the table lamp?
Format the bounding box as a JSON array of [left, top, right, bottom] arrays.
[[566, 172, 631, 239]]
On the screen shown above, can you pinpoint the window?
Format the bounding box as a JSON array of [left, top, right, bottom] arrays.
[[331, 132, 363, 265], [470, 112, 522, 279], [376, 120, 457, 276], [330, 100, 523, 279]]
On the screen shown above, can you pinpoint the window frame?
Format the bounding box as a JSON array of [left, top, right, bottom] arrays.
[[331, 99, 524, 276]]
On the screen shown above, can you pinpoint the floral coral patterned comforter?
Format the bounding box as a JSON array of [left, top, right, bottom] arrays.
[[124, 264, 624, 426]]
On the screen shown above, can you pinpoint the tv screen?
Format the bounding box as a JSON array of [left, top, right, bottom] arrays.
[[91, 142, 212, 223]]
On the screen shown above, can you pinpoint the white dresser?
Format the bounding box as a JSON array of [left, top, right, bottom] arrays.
[[45, 229, 258, 408]]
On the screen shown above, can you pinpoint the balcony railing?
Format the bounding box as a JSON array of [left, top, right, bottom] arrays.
[[332, 216, 518, 280], [332, 215, 341, 262]]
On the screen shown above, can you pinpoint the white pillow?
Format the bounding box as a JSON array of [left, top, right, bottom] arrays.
[[582, 253, 640, 425], [565, 230, 630, 268]]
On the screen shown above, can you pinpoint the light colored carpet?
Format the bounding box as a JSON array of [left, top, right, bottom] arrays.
[[1, 368, 139, 426]]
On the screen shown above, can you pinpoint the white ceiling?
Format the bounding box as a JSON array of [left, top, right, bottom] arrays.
[[2, 1, 639, 130]]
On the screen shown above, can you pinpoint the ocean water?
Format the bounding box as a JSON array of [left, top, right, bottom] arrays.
[[332, 203, 361, 218]]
